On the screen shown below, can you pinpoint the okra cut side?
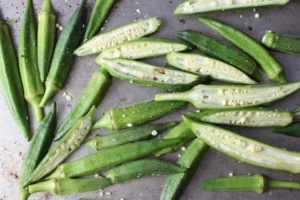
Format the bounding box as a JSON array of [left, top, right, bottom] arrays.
[[155, 82, 300, 109], [174, 0, 290, 15], [75, 17, 161, 56], [97, 58, 208, 90]]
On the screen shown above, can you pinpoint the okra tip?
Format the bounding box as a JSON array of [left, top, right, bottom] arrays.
[[41, 0, 55, 13]]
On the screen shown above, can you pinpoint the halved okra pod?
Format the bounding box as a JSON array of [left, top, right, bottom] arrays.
[[86, 122, 177, 151], [160, 139, 207, 200], [40, 0, 87, 107], [183, 116, 300, 173], [37, 0, 56, 82], [0, 16, 31, 140], [174, 0, 290, 15], [199, 17, 287, 83], [262, 31, 300, 55], [155, 82, 300, 109], [97, 58, 208, 90], [75, 17, 161, 56], [99, 38, 189, 60], [18, 0, 45, 122], [54, 68, 112, 141], [23, 107, 95, 187], [48, 138, 181, 179], [166, 52, 256, 84], [93, 100, 186, 130], [201, 174, 300, 193]]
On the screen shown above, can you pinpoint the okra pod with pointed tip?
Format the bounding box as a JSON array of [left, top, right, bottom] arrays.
[[274, 123, 300, 138]]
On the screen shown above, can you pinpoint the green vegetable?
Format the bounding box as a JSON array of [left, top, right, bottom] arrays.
[[177, 30, 261, 81], [18, 0, 44, 122], [86, 122, 177, 151], [54, 68, 111, 141], [0, 15, 31, 141], [83, 0, 115, 43], [48, 138, 181, 179], [99, 38, 189, 59], [174, 0, 290, 15], [262, 31, 300, 55], [155, 82, 300, 109], [183, 116, 300, 174], [18, 102, 57, 200], [273, 123, 300, 138], [37, 0, 56, 82], [39, 0, 87, 107], [97, 58, 208, 90], [199, 17, 287, 83], [23, 106, 95, 187], [160, 139, 207, 200], [201, 174, 300, 193], [93, 100, 186, 130], [75, 17, 161, 56], [167, 52, 256, 84]]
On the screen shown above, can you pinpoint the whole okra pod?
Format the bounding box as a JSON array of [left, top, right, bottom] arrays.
[[274, 123, 300, 138]]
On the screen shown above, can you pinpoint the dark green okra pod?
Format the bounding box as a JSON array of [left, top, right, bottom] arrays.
[[18, 0, 44, 122], [201, 174, 300, 193], [93, 100, 186, 130], [40, 0, 87, 107], [86, 122, 177, 151], [0, 16, 31, 141], [19, 102, 57, 200], [273, 123, 300, 137], [55, 68, 112, 141]]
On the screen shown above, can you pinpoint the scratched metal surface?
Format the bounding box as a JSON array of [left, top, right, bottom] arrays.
[[1, 0, 300, 200]]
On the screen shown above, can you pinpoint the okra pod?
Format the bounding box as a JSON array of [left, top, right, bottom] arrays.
[[0, 16, 31, 140], [99, 38, 189, 60], [262, 31, 300, 55], [183, 116, 300, 173], [155, 82, 300, 109], [174, 0, 290, 15], [93, 100, 186, 130], [86, 122, 177, 151], [75, 17, 161, 56], [40, 0, 87, 107], [18, 0, 44, 122], [167, 52, 256, 84], [97, 58, 208, 90], [201, 174, 300, 193], [273, 123, 300, 138], [54, 68, 112, 141], [23, 107, 95, 187], [48, 138, 181, 179], [83, 0, 115, 43], [160, 139, 207, 200], [199, 17, 287, 83], [37, 0, 56, 82]]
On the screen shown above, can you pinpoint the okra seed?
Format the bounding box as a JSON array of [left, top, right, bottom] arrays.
[[127, 123, 133, 127], [105, 191, 112, 196], [99, 191, 104, 196], [228, 172, 234, 177], [151, 130, 158, 136]]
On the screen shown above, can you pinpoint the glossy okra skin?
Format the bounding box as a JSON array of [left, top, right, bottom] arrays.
[[155, 82, 300, 109], [0, 17, 31, 141], [55, 68, 112, 141], [189, 108, 293, 127], [18, 0, 44, 122], [262, 31, 300, 55], [37, 0, 56, 82], [97, 58, 208, 90], [75, 17, 161, 56], [167, 52, 256, 84], [184, 116, 300, 174], [83, 0, 115, 43], [99, 38, 189, 60], [273, 122, 300, 138], [86, 122, 177, 151], [18, 102, 56, 200], [23, 107, 95, 187], [199, 17, 287, 83], [160, 139, 207, 200], [48, 138, 181, 179], [93, 100, 186, 130], [174, 0, 290, 15], [40, 0, 87, 107], [201, 174, 300, 193]]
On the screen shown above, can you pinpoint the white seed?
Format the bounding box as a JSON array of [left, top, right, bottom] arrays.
[[127, 123, 133, 127], [151, 130, 158, 136], [99, 191, 104, 196], [228, 172, 234, 177], [105, 191, 112, 196], [66, 94, 73, 101], [181, 146, 186, 151], [254, 13, 260, 19]]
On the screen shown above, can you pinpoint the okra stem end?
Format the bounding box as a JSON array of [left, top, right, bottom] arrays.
[[28, 179, 57, 195], [39, 81, 60, 107], [266, 178, 300, 190], [262, 31, 277, 49], [41, 0, 55, 14], [93, 111, 113, 130]]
